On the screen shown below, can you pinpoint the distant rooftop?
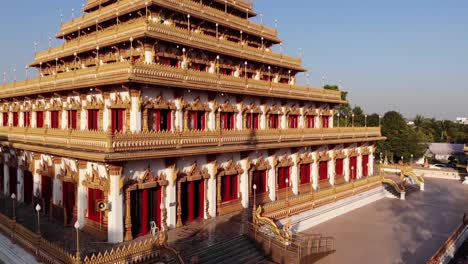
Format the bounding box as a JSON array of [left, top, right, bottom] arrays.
[[427, 143, 465, 156]]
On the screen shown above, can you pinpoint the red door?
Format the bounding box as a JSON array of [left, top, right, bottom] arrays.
[[362, 155, 369, 177], [63, 182, 76, 224], [23, 171, 33, 204], [131, 187, 162, 238], [41, 175, 53, 214], [9, 167, 17, 196], [319, 161, 328, 180], [181, 180, 205, 224]]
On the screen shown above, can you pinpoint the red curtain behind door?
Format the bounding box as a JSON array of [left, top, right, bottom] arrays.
[[278, 167, 290, 189], [51, 111, 60, 129], [24, 112, 31, 127], [300, 164, 311, 184], [62, 182, 75, 215], [319, 161, 328, 180], [253, 170, 267, 193], [36, 111, 44, 128], [13, 112, 19, 127], [335, 159, 344, 176], [362, 155, 369, 176], [321, 116, 329, 128]]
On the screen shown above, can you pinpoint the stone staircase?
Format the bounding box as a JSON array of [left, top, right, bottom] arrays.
[[171, 235, 266, 264], [0, 233, 39, 264]]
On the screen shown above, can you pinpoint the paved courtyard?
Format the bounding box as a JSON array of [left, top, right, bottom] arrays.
[[305, 177, 468, 264]]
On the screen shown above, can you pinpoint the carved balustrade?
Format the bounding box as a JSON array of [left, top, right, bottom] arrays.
[[260, 176, 383, 220], [0, 126, 382, 155]]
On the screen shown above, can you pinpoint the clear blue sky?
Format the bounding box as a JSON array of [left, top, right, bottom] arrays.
[[0, 0, 466, 120]]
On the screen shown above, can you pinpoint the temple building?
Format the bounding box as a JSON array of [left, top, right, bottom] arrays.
[[0, 0, 384, 243]]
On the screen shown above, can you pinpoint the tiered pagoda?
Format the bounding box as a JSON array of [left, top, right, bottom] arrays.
[[0, 0, 385, 243]]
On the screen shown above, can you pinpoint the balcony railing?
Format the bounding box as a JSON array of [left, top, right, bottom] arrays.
[[60, 0, 278, 43], [34, 17, 302, 71], [0, 126, 383, 155], [0, 62, 343, 104]]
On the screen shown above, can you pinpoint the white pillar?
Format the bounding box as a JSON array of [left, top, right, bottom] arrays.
[[130, 95, 141, 132], [344, 156, 350, 182], [329, 158, 335, 186], [206, 162, 217, 218], [267, 156, 276, 201], [312, 154, 319, 190], [164, 167, 177, 228], [77, 166, 88, 226], [53, 163, 62, 205], [369, 153, 375, 176], [17, 167, 24, 202], [239, 159, 250, 208], [33, 159, 41, 200], [357, 153, 363, 179], [329, 116, 334, 128], [144, 50, 154, 64], [108, 174, 124, 243], [291, 153, 299, 195]]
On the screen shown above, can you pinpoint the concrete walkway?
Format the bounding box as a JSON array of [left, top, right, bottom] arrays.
[[305, 178, 468, 264], [0, 232, 39, 264]]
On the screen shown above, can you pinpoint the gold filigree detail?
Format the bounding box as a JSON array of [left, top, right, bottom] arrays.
[[348, 148, 359, 158], [183, 97, 210, 111], [251, 156, 271, 171], [299, 153, 314, 164], [82, 165, 109, 191], [253, 205, 292, 243], [36, 157, 53, 177], [334, 150, 347, 160], [318, 151, 331, 162], [219, 100, 238, 113], [58, 161, 79, 183]]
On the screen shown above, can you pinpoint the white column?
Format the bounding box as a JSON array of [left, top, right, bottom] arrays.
[[80, 109, 86, 130], [17, 167, 24, 202], [329, 158, 335, 186], [206, 162, 217, 218], [77, 166, 88, 226], [174, 99, 184, 131], [208, 104, 216, 131], [33, 159, 41, 200], [103, 101, 110, 132], [239, 159, 250, 208], [312, 153, 319, 190], [164, 167, 177, 228], [144, 50, 154, 64], [53, 163, 62, 205], [32, 111, 37, 128], [357, 154, 363, 179], [260, 106, 267, 130], [280, 112, 287, 129], [291, 153, 299, 195], [344, 156, 350, 182], [108, 174, 124, 243], [267, 156, 276, 201], [369, 153, 375, 176], [130, 95, 141, 132], [329, 116, 334, 128]]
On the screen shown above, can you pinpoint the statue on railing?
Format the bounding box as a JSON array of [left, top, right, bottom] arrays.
[[253, 205, 292, 243]]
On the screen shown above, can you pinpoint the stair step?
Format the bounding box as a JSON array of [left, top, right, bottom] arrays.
[[191, 236, 246, 258], [201, 239, 257, 264]]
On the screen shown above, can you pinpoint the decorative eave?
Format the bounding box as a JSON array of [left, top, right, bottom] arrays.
[[218, 160, 244, 176], [60, 0, 275, 43], [179, 163, 210, 181], [142, 96, 176, 110], [35, 18, 299, 71]]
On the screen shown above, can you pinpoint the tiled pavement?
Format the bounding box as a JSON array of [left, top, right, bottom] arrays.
[[305, 177, 468, 264]]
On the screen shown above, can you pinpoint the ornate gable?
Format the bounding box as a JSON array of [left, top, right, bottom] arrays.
[[267, 104, 282, 115], [184, 97, 210, 111], [334, 150, 347, 160], [68, 97, 82, 110], [219, 100, 238, 113], [251, 156, 271, 171], [84, 95, 104, 110], [348, 148, 359, 158], [33, 100, 46, 111], [82, 165, 109, 191], [36, 158, 53, 176], [110, 93, 131, 109], [218, 160, 243, 177], [180, 163, 210, 181], [243, 103, 261, 114], [58, 161, 79, 183], [48, 98, 63, 111], [299, 153, 314, 164], [11, 102, 21, 112], [318, 151, 331, 162], [143, 96, 176, 110], [288, 105, 301, 116], [361, 147, 372, 156], [277, 155, 293, 168]]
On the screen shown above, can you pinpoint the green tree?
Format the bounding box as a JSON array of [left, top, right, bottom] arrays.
[[376, 111, 426, 162]]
